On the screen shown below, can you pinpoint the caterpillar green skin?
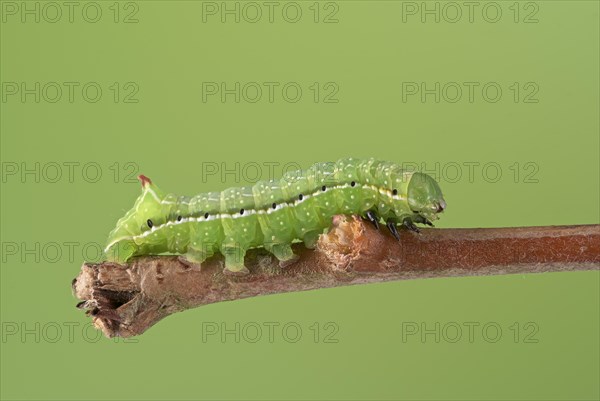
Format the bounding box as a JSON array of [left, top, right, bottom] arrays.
[[104, 157, 446, 274]]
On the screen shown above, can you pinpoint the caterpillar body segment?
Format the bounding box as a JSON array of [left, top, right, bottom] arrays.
[[103, 158, 446, 274]]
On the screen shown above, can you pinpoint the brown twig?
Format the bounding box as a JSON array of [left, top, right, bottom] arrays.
[[72, 217, 600, 337]]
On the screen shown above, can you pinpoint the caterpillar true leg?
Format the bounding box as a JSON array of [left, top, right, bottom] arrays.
[[413, 214, 434, 227], [386, 218, 401, 241], [365, 210, 380, 230], [402, 217, 420, 233]]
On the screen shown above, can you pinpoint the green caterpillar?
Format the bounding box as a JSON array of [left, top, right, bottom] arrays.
[[104, 157, 446, 274]]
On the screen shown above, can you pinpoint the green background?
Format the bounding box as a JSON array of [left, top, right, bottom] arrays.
[[1, 0, 599, 400]]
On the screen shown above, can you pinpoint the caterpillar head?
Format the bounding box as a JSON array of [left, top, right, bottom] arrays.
[[407, 172, 446, 221], [103, 175, 169, 263]]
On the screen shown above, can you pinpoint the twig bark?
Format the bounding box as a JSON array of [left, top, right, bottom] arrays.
[[72, 217, 600, 337]]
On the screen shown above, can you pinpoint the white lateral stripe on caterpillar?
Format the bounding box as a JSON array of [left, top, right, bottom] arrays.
[[104, 182, 405, 253]]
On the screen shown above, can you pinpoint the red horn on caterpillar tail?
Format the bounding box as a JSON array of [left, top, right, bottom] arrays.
[[138, 175, 152, 187]]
